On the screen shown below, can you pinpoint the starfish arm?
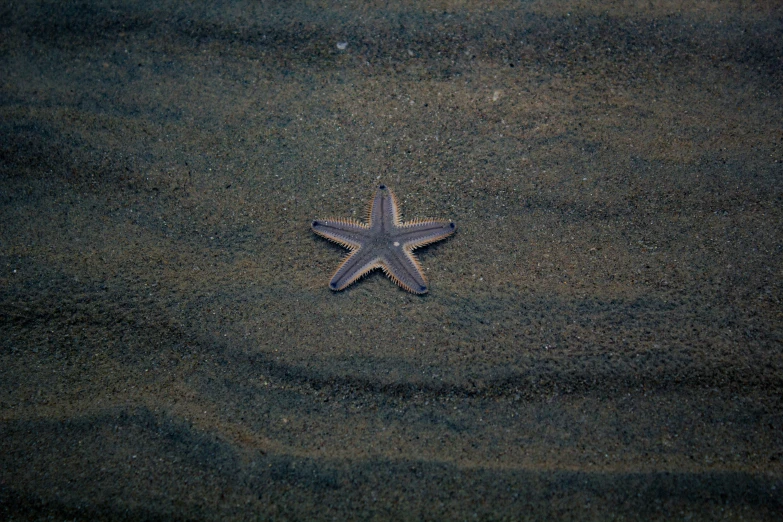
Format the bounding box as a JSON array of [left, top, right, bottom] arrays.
[[311, 218, 369, 249], [381, 248, 429, 294], [370, 185, 401, 230], [396, 220, 457, 249], [329, 248, 382, 291]]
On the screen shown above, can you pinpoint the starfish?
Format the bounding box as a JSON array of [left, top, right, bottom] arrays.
[[312, 185, 456, 294]]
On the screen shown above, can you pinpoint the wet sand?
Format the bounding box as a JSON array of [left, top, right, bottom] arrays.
[[1, 1, 781, 519]]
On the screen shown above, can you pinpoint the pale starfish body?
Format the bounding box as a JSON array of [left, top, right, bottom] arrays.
[[312, 185, 456, 294]]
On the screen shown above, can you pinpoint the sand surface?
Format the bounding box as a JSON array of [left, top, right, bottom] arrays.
[[1, 1, 781, 519]]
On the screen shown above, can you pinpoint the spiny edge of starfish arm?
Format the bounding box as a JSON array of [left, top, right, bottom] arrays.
[[329, 253, 382, 291], [403, 218, 453, 226], [311, 217, 367, 229], [380, 262, 428, 294], [401, 221, 457, 249], [311, 218, 367, 249], [386, 187, 403, 227]]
